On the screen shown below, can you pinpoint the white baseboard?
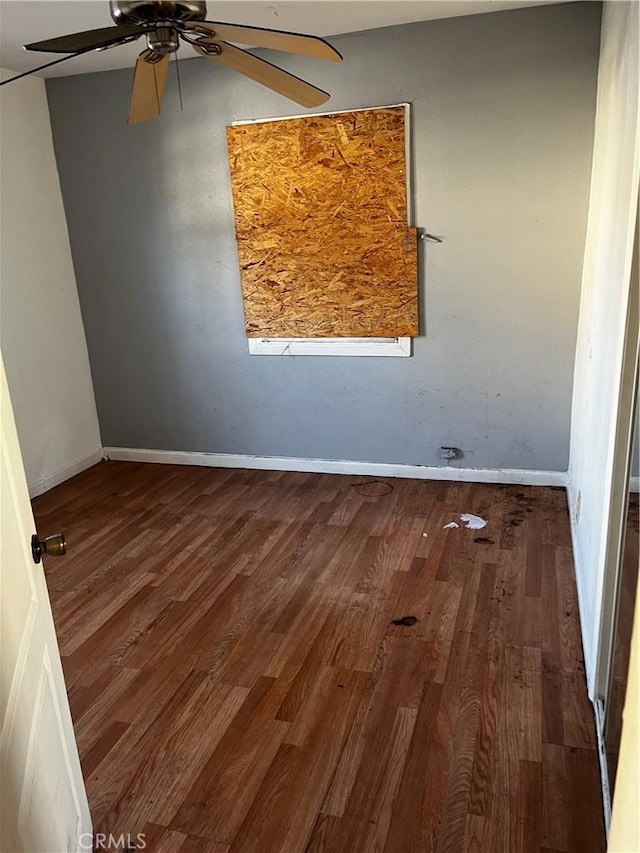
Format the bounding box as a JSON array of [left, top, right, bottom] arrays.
[[102, 447, 567, 487], [28, 450, 103, 498], [630, 475, 639, 493]]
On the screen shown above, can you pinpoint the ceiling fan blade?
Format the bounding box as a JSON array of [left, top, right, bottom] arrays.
[[183, 21, 342, 62], [24, 25, 143, 54], [128, 52, 170, 125], [193, 41, 330, 108], [1, 50, 99, 86]]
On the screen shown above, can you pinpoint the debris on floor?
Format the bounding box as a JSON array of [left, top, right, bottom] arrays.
[[460, 512, 487, 530], [391, 615, 419, 626], [443, 521, 459, 529], [422, 532, 428, 538], [474, 536, 494, 544]]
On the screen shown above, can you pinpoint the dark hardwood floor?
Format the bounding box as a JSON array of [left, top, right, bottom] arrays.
[[32, 461, 605, 852]]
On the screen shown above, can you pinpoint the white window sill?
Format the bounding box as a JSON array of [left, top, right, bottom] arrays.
[[248, 337, 412, 357]]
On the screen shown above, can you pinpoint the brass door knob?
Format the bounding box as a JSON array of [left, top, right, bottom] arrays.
[[31, 533, 66, 564]]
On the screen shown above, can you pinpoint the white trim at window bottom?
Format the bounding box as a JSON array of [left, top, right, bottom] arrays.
[[247, 337, 412, 357]]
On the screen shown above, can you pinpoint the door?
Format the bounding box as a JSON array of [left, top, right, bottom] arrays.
[[604, 387, 639, 795], [595, 199, 640, 823], [0, 356, 92, 852]]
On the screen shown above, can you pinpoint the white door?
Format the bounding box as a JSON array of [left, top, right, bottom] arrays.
[[0, 356, 92, 853]]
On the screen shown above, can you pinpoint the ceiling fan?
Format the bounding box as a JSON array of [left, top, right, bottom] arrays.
[[2, 1, 343, 124]]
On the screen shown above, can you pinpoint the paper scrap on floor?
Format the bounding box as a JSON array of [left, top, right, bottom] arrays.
[[460, 513, 487, 530], [443, 521, 459, 529]]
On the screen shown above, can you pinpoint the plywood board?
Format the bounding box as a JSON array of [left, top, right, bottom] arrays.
[[226, 106, 418, 338]]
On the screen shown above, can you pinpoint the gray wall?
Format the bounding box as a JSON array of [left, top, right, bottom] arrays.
[[46, 2, 601, 471]]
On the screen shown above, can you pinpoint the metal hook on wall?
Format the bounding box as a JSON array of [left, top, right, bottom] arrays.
[[419, 231, 444, 243]]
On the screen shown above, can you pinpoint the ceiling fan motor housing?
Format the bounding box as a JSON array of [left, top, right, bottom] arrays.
[[109, 1, 207, 27], [110, 1, 207, 54]]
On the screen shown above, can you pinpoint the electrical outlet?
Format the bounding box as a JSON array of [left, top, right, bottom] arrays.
[[439, 446, 460, 460]]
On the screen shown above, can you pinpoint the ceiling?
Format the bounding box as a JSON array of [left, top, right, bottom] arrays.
[[0, 0, 570, 78]]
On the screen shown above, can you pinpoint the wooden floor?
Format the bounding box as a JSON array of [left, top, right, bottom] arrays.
[[33, 462, 605, 853]]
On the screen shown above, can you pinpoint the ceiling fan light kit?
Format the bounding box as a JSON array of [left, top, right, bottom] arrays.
[[3, 0, 342, 123]]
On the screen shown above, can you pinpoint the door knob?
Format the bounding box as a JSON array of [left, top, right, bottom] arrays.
[[31, 533, 66, 564]]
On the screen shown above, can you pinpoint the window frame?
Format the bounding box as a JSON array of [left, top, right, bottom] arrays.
[[234, 103, 415, 357], [247, 337, 412, 357]]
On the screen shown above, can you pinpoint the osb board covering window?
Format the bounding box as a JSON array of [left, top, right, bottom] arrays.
[[226, 106, 418, 338]]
